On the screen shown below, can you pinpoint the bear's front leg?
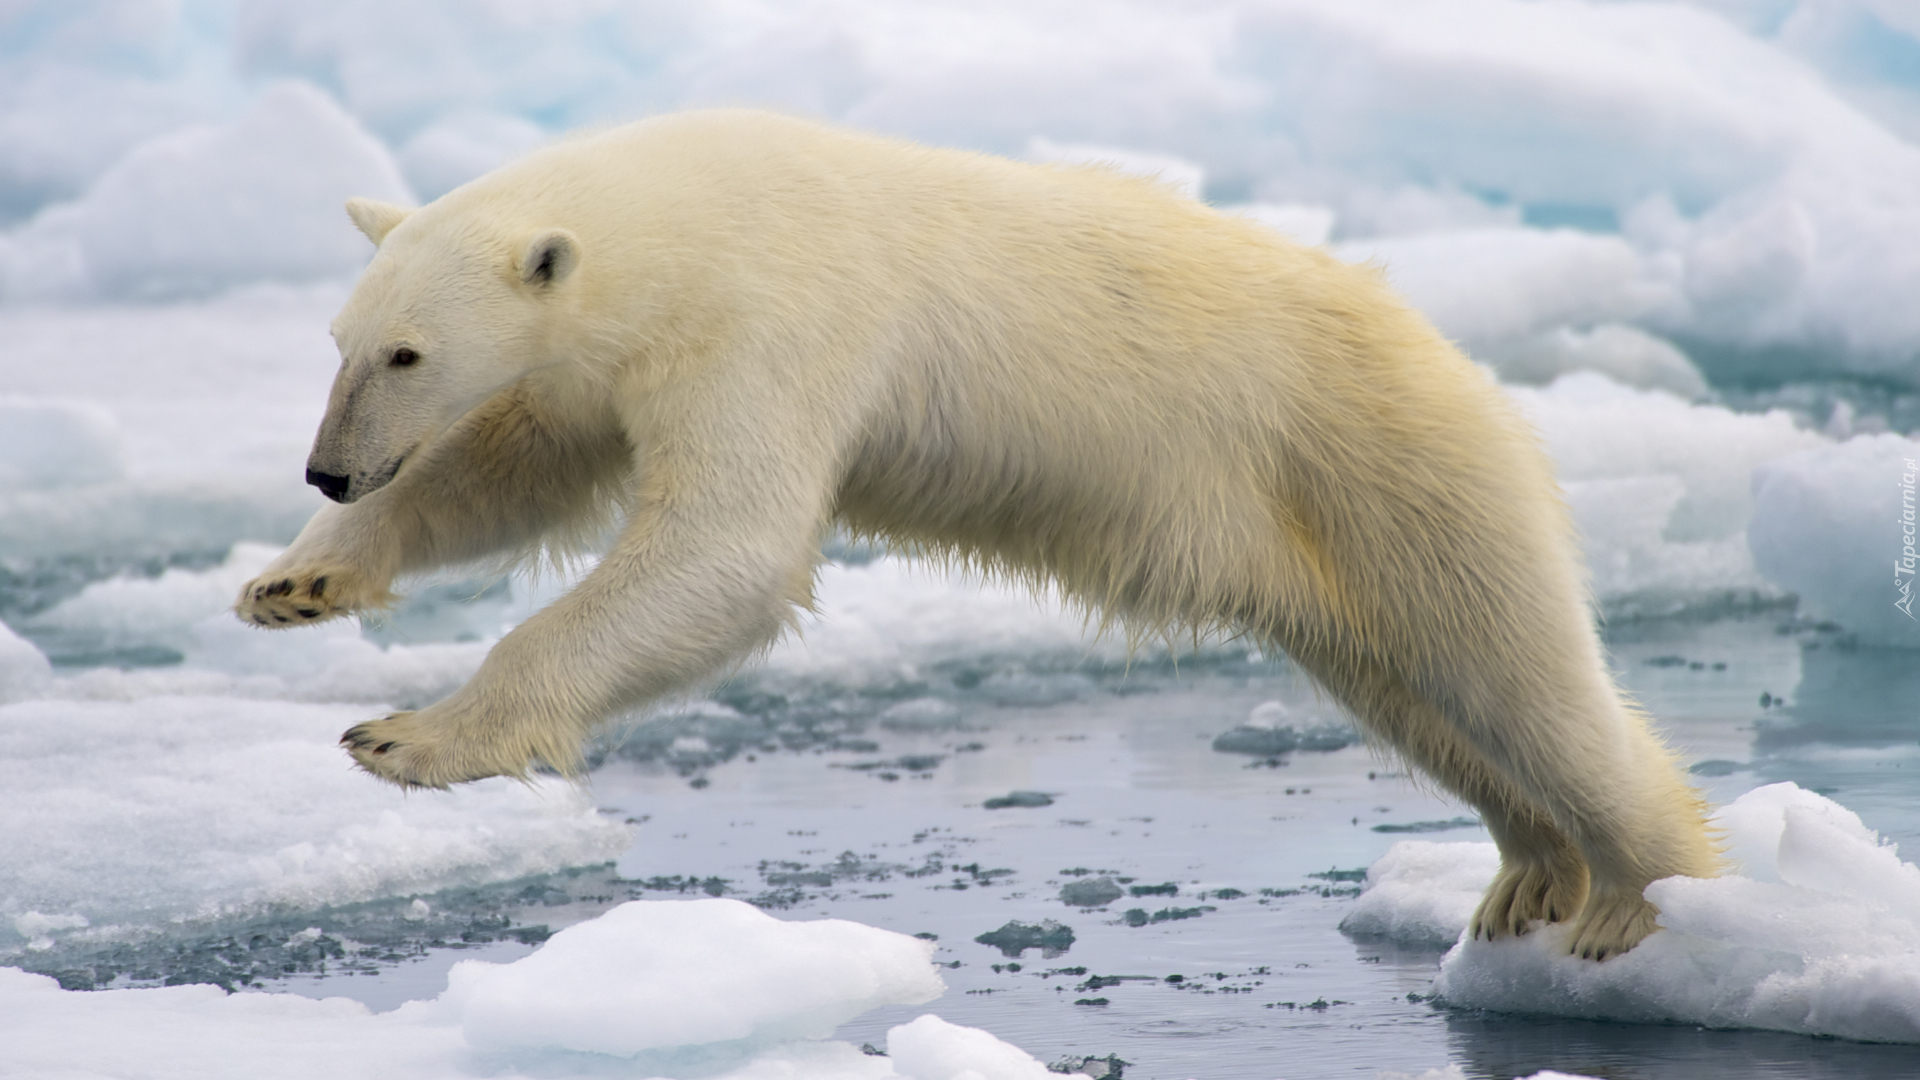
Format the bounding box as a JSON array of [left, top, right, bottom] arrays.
[[334, 447, 828, 786], [236, 503, 398, 627], [335, 555, 805, 788]]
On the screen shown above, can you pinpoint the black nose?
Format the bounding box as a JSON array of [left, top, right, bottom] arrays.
[[306, 468, 352, 503]]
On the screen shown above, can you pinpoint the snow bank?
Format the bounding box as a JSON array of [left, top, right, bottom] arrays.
[[1749, 433, 1920, 647], [0, 898, 1073, 1080], [1345, 784, 1920, 1044], [0, 686, 628, 954]]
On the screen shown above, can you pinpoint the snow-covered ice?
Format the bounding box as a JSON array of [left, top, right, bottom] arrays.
[[1344, 783, 1920, 1044], [0, 897, 1080, 1080], [454, 899, 945, 1054], [0, 687, 629, 954]]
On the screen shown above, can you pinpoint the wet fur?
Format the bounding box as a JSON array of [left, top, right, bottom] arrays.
[[236, 109, 1719, 960]]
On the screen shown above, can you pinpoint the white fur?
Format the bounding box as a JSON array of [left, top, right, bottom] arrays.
[[237, 110, 1718, 959]]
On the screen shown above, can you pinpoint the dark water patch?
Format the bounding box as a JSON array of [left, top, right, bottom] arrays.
[[1120, 906, 1213, 927], [985, 790, 1054, 809], [975, 919, 1076, 958], [12, 864, 629, 994], [1372, 816, 1483, 834], [1060, 877, 1124, 908]]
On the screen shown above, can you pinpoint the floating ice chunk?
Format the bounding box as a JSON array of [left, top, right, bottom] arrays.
[[1481, 324, 1708, 400], [1339, 839, 1500, 950], [456, 899, 944, 1055], [0, 479, 315, 564], [763, 558, 1115, 686], [1349, 784, 1920, 1042], [887, 1013, 1067, 1080], [0, 621, 51, 704], [0, 888, 1071, 1080], [1507, 372, 1828, 617], [1338, 228, 1678, 350], [451, 899, 944, 1053], [398, 111, 548, 201], [1325, 184, 1523, 239], [0, 693, 629, 951], [1027, 137, 1204, 199], [0, 918, 936, 1077], [12, 911, 86, 951], [878, 697, 966, 732], [16, 542, 503, 705], [0, 396, 124, 491], [5, 81, 411, 302], [0, 55, 215, 224], [1214, 699, 1356, 755], [1231, 202, 1336, 245], [25, 541, 280, 649], [1749, 433, 1920, 647]]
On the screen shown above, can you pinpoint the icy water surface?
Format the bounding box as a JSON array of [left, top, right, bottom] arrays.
[[74, 612, 1897, 1080]]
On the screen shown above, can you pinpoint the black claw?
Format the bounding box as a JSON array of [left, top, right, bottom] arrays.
[[272, 614, 289, 623], [253, 615, 268, 625], [296, 607, 321, 618], [374, 741, 395, 754], [310, 576, 328, 598]]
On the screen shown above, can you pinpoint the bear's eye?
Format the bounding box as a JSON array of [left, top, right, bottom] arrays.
[[390, 347, 420, 368]]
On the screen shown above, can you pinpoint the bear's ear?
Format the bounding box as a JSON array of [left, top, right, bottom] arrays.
[[345, 198, 414, 246], [520, 229, 580, 288]]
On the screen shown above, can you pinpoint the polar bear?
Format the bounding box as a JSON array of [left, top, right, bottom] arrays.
[[236, 109, 1717, 959]]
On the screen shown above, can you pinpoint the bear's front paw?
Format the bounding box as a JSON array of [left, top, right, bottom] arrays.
[[235, 565, 382, 628], [341, 711, 523, 789]]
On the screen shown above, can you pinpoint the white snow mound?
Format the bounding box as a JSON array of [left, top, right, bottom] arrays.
[[454, 898, 945, 1054], [1346, 784, 1920, 1043]]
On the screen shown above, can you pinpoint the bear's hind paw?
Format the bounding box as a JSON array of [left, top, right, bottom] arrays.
[[1470, 857, 1589, 941], [1566, 888, 1661, 960]]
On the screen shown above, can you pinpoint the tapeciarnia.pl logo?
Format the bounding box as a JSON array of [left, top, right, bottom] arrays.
[[1900, 457, 1917, 620]]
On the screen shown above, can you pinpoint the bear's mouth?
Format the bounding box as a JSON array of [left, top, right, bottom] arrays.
[[353, 452, 408, 501]]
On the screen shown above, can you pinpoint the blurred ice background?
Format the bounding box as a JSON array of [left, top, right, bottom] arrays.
[[3, 1, 1920, 1077]]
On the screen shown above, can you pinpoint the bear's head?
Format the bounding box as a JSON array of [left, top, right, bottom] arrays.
[[307, 196, 581, 503]]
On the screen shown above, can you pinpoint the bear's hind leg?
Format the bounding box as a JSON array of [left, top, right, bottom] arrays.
[[1282, 642, 1589, 940], [1417, 657, 1716, 959]]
